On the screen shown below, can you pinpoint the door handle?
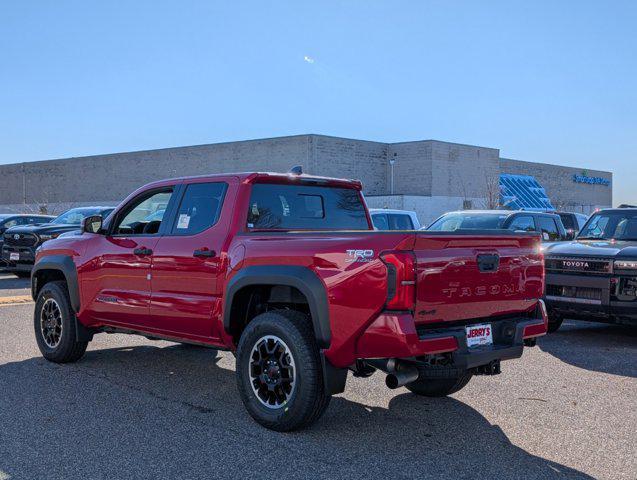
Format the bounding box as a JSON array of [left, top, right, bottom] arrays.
[[133, 247, 153, 256], [193, 249, 216, 258]]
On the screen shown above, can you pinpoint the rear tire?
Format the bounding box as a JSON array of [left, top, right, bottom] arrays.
[[14, 271, 31, 278], [235, 310, 330, 431], [406, 367, 472, 397], [34, 281, 88, 363]]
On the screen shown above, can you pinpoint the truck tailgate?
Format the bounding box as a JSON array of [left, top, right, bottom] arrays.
[[413, 233, 543, 325]]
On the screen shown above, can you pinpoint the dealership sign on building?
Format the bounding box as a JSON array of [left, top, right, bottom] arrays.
[[572, 170, 610, 186]]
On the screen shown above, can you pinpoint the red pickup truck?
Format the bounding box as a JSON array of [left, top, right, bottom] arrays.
[[31, 171, 547, 431]]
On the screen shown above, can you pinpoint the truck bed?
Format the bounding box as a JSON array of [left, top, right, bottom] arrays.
[[236, 229, 544, 365]]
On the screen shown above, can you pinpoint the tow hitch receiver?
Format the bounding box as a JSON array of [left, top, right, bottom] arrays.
[[474, 360, 501, 376]]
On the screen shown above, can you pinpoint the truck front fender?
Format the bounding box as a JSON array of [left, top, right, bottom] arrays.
[[31, 255, 80, 313], [223, 265, 331, 348]]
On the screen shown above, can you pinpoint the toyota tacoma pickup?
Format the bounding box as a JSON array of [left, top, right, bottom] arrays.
[[31, 171, 547, 431], [544, 207, 637, 332]]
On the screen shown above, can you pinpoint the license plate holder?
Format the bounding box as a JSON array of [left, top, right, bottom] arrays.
[[466, 323, 493, 348], [9, 252, 19, 261]]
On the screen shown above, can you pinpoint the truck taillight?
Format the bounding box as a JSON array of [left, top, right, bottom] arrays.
[[381, 252, 416, 311]]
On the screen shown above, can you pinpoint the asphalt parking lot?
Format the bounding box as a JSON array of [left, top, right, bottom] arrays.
[[0, 273, 635, 480]]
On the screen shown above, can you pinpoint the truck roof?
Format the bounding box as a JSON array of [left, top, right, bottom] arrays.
[[140, 172, 363, 190]]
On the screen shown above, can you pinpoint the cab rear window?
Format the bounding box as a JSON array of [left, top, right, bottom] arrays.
[[247, 184, 369, 230]]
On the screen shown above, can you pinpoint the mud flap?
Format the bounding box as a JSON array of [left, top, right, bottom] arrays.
[[75, 318, 95, 342], [321, 352, 347, 395]]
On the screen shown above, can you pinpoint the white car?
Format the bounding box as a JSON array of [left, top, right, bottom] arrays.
[[369, 208, 421, 230]]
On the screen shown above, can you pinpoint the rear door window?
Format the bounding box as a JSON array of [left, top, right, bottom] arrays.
[[538, 216, 561, 241], [171, 182, 227, 235], [247, 184, 369, 230]]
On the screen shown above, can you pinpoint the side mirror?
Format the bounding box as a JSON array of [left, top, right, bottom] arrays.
[[565, 229, 576, 240], [82, 215, 103, 234]]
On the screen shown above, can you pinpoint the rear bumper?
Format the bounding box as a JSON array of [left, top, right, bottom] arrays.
[[356, 300, 547, 366]]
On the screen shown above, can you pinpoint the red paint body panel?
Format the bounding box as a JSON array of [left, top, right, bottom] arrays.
[[35, 171, 546, 370], [80, 235, 159, 326], [413, 235, 544, 325], [356, 312, 458, 358]]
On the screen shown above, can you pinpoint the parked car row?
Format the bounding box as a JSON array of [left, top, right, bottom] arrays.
[[1, 207, 114, 276], [0, 214, 55, 266], [370, 206, 637, 331], [427, 210, 568, 242], [370, 208, 590, 241], [2, 205, 586, 276]]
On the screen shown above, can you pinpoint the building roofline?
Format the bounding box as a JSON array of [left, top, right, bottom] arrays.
[[0, 135, 612, 179], [0, 134, 505, 167], [500, 157, 613, 176], [389, 138, 499, 151], [0, 134, 318, 167]]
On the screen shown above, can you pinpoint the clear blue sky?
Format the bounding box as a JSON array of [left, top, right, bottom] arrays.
[[1, 1, 635, 205]]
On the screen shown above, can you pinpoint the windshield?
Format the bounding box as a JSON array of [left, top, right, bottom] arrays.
[[427, 212, 509, 231], [577, 211, 637, 240], [52, 208, 106, 225]]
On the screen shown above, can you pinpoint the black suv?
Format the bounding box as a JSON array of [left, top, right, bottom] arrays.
[[426, 210, 567, 242], [0, 214, 55, 267], [2, 206, 114, 277], [544, 208, 637, 331]]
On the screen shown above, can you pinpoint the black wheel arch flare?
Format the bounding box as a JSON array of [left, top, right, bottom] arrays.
[[31, 255, 81, 313], [223, 265, 331, 349]]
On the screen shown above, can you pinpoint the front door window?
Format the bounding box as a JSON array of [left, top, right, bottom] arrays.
[[113, 191, 173, 235]]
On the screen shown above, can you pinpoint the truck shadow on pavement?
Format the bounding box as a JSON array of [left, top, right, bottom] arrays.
[[538, 320, 637, 378], [0, 343, 593, 480]]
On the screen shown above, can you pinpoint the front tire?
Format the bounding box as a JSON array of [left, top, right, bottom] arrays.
[[406, 367, 472, 397], [235, 310, 330, 431], [34, 281, 88, 363]]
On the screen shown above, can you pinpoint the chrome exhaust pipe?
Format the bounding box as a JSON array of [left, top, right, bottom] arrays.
[[366, 359, 420, 389]]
